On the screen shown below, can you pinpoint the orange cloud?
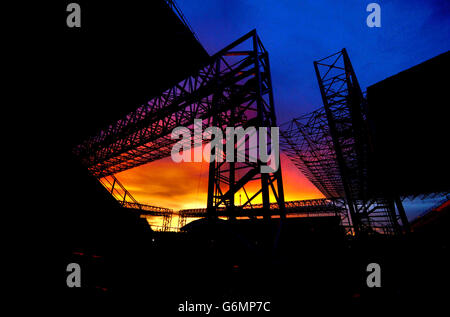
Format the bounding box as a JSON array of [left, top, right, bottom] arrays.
[[114, 153, 323, 211]]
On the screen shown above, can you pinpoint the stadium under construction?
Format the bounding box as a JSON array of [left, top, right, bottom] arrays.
[[55, 0, 449, 311]]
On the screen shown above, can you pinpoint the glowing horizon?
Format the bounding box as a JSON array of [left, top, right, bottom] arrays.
[[113, 153, 323, 211]]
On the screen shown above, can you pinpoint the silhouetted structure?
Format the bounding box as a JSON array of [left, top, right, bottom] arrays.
[[44, 0, 449, 311], [281, 49, 409, 235], [74, 29, 287, 220]]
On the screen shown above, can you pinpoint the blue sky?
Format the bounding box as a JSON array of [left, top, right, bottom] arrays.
[[177, 0, 450, 123]]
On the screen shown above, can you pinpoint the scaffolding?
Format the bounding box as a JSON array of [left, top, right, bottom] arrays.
[[280, 49, 410, 235], [74, 30, 286, 220]]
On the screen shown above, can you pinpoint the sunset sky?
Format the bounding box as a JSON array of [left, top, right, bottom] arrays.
[[114, 153, 323, 211], [113, 0, 449, 219]]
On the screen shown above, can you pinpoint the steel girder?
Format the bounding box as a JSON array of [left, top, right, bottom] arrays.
[[205, 30, 285, 218], [73, 52, 255, 177], [99, 175, 174, 231], [179, 198, 347, 218], [281, 49, 409, 235], [313, 49, 407, 234], [313, 49, 370, 204], [74, 30, 269, 176], [100, 175, 173, 214]]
